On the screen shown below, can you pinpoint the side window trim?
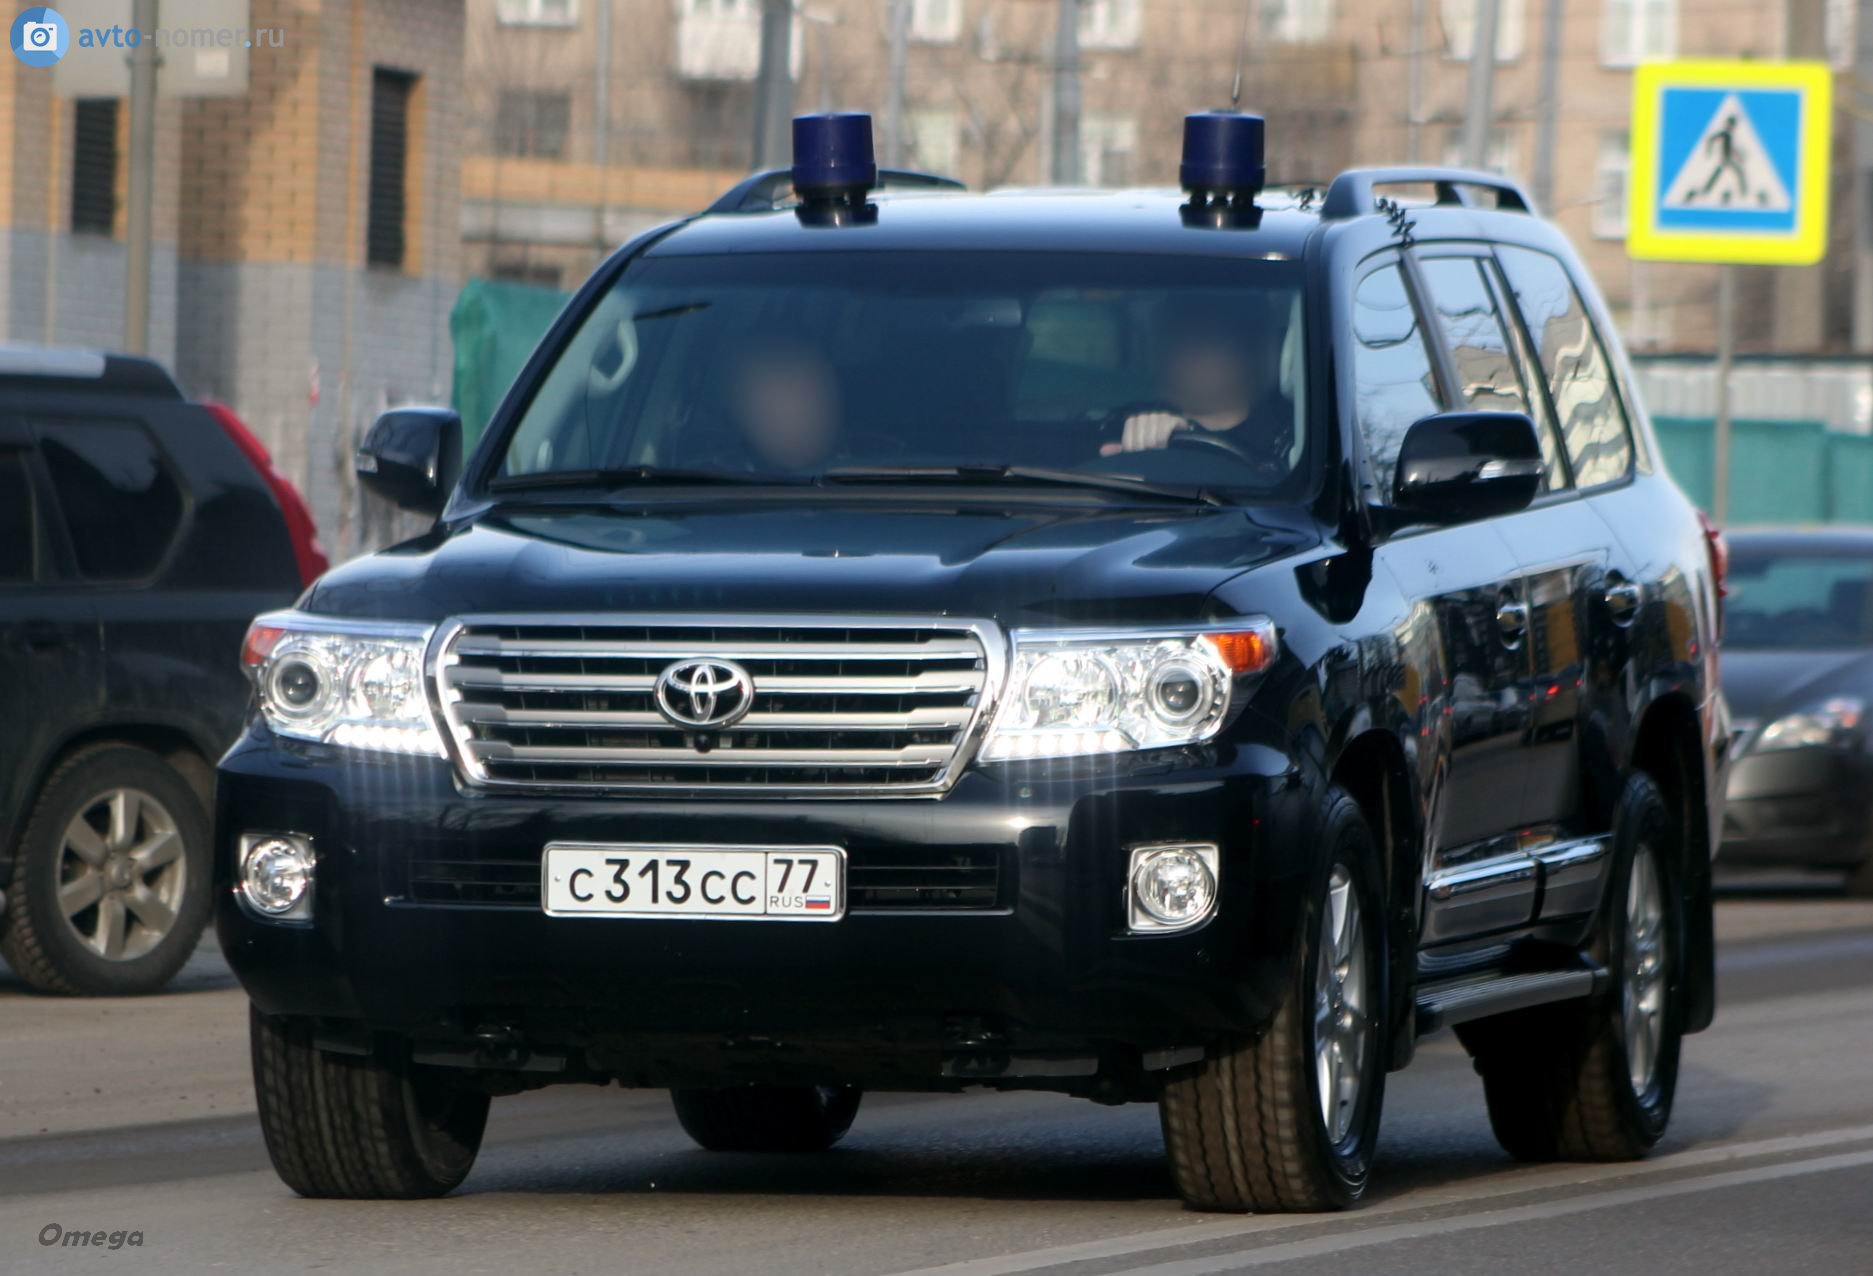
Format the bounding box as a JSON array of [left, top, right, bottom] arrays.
[[1346, 249, 1451, 508], [1493, 244, 1638, 492], [1479, 251, 1578, 496], [1393, 250, 1463, 410], [0, 445, 39, 586]]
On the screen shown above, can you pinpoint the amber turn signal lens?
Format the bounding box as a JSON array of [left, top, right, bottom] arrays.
[[241, 623, 287, 671], [1201, 624, 1277, 674]]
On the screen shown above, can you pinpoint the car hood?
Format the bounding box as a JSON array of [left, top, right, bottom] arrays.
[[304, 500, 1317, 628], [1721, 647, 1873, 722]]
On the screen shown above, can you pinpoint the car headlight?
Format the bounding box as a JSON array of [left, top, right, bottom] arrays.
[[1753, 697, 1864, 753], [240, 611, 444, 756], [978, 622, 1275, 762]]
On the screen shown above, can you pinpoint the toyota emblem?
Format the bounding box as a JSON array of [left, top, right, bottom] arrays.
[[654, 658, 755, 729]]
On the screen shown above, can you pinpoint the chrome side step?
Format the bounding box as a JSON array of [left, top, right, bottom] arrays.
[[1415, 964, 1606, 1035]]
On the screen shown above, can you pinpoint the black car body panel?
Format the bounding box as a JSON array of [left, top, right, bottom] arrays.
[[216, 185, 1726, 1091]]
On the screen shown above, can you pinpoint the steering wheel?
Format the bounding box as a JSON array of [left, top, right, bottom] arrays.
[[1166, 428, 1254, 459]]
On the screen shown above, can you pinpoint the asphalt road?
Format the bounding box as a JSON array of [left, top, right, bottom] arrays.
[[2, 890, 1871, 1276]]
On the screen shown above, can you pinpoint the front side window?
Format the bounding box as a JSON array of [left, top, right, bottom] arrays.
[[1726, 550, 1873, 650], [1495, 246, 1633, 488], [1350, 263, 1441, 502], [36, 420, 184, 581], [495, 251, 1311, 502]]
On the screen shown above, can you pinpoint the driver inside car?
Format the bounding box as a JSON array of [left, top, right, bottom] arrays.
[[726, 334, 845, 473], [1100, 299, 1292, 476]]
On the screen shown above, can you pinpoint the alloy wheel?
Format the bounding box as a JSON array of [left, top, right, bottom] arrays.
[[1622, 843, 1668, 1097], [1313, 864, 1371, 1144], [55, 788, 186, 962]]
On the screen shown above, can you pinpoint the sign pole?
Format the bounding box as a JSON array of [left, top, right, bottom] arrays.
[[125, 0, 159, 355], [1713, 264, 1736, 523]]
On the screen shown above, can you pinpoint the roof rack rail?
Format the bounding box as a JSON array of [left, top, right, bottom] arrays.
[[707, 167, 965, 215], [1320, 167, 1535, 220]]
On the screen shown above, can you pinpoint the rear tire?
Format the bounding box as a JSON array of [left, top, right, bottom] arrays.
[[671, 1085, 862, 1152], [250, 1007, 490, 1198], [0, 745, 210, 996], [1158, 787, 1386, 1212], [1465, 771, 1682, 1162]]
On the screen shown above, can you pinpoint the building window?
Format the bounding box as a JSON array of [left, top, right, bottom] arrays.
[[367, 68, 417, 270], [911, 0, 961, 44], [1260, 0, 1333, 44], [1079, 0, 1141, 50], [1081, 113, 1137, 187], [1441, 0, 1525, 61], [494, 90, 571, 159], [71, 99, 118, 236], [497, 0, 577, 26], [907, 108, 959, 176], [1600, 0, 1675, 67], [1593, 131, 1629, 239]]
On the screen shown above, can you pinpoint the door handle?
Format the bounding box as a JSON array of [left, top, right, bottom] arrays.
[[1604, 580, 1643, 627], [1495, 599, 1529, 648]]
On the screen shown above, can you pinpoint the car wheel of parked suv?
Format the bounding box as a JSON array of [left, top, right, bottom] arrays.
[[250, 1008, 491, 1198], [1463, 771, 1682, 1162], [670, 1085, 864, 1152], [0, 744, 211, 996], [1158, 787, 1386, 1212]]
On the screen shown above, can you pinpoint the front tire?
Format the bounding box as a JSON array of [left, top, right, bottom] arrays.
[[250, 1008, 491, 1198], [0, 744, 210, 996], [1466, 771, 1682, 1162], [671, 1085, 862, 1152], [1158, 787, 1387, 1212]]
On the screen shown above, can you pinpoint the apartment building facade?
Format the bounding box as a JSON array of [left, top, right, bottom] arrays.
[[0, 0, 466, 548], [466, 0, 1861, 356]]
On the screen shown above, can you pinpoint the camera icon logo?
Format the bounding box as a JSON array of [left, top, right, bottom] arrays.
[[11, 7, 69, 66]]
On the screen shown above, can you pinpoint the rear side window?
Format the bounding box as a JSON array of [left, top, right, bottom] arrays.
[[1495, 247, 1634, 488], [36, 419, 185, 580], [0, 450, 35, 583], [1351, 263, 1441, 500]]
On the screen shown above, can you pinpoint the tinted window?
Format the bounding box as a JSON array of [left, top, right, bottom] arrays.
[[1351, 263, 1441, 499], [0, 450, 34, 583], [37, 420, 184, 580], [1496, 247, 1634, 487], [1726, 550, 1873, 649], [1415, 254, 1564, 492], [498, 252, 1311, 500]]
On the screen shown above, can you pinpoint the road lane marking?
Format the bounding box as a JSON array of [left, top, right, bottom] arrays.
[[888, 1123, 1873, 1276], [1106, 1147, 1873, 1274]]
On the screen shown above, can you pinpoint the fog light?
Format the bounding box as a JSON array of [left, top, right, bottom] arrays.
[[238, 834, 316, 921], [1128, 843, 1219, 932]]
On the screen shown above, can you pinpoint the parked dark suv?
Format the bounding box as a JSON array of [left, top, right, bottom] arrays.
[[0, 346, 323, 995], [219, 114, 1728, 1211]]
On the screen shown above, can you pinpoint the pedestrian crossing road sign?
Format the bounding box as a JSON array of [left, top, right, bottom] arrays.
[[1628, 60, 1832, 265]]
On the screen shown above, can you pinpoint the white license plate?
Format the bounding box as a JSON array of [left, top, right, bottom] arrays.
[[540, 844, 845, 921]]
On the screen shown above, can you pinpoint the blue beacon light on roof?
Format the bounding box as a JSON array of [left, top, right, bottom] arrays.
[[1180, 110, 1266, 230], [792, 112, 880, 227]]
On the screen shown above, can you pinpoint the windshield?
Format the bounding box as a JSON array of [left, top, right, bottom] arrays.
[[493, 251, 1310, 500], [1726, 549, 1873, 649]]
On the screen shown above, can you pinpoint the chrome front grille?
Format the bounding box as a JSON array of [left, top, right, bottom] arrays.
[[433, 616, 1001, 794]]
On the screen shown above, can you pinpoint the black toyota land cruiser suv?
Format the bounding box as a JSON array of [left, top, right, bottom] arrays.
[[218, 113, 1727, 1212]]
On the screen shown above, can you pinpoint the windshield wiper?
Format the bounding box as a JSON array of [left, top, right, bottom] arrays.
[[488, 466, 792, 492], [820, 464, 1223, 506]]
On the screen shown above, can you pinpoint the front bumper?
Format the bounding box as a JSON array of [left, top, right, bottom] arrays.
[[1720, 745, 1873, 869], [215, 730, 1313, 1087]]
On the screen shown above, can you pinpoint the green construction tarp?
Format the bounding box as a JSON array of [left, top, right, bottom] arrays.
[[1650, 417, 1869, 524], [450, 279, 571, 449]]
